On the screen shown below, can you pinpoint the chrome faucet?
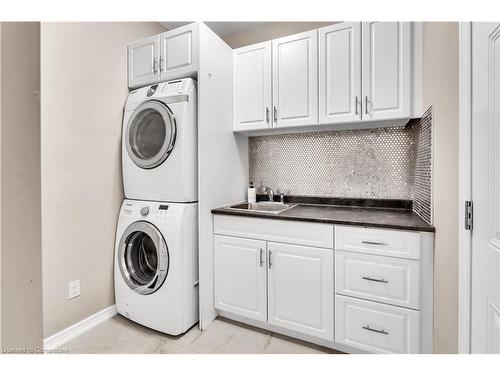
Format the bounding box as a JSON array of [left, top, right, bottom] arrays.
[[263, 186, 275, 202]]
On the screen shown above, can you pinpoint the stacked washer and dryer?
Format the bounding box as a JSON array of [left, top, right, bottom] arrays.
[[114, 78, 199, 335]]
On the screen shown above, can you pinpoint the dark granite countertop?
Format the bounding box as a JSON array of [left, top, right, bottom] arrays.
[[211, 198, 435, 233]]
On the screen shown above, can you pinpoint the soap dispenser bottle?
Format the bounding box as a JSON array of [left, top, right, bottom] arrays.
[[248, 182, 256, 203]]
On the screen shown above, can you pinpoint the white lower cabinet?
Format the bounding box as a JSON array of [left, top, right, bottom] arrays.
[[213, 216, 433, 354], [267, 242, 334, 340], [214, 235, 267, 322], [335, 295, 420, 354], [214, 235, 334, 341]]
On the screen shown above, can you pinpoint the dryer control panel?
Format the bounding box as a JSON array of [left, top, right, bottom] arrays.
[[125, 78, 196, 111], [161, 78, 196, 96]]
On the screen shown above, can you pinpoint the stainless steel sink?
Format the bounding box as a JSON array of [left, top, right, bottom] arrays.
[[229, 202, 296, 214]]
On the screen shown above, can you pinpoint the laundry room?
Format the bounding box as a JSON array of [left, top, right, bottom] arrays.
[[3, 18, 454, 354], [34, 20, 449, 356], [0, 1, 497, 373]]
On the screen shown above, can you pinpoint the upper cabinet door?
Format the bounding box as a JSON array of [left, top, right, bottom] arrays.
[[160, 23, 198, 81], [272, 30, 318, 128], [128, 35, 160, 89], [233, 41, 272, 131], [362, 22, 411, 121], [319, 22, 362, 125], [267, 242, 334, 341]]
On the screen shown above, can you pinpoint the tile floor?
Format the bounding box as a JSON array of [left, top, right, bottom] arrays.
[[61, 315, 343, 354]]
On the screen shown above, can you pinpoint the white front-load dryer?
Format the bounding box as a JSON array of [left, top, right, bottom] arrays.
[[114, 199, 198, 335], [122, 78, 197, 202]]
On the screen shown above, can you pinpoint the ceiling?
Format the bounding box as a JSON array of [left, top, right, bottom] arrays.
[[160, 22, 272, 37]]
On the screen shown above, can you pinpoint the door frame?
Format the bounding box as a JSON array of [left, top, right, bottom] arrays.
[[458, 21, 472, 354]]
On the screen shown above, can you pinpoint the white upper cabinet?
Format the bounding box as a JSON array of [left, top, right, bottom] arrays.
[[319, 22, 362, 125], [272, 30, 318, 128], [128, 23, 198, 88], [159, 23, 198, 81], [214, 235, 267, 322], [232, 22, 420, 133], [128, 35, 160, 89], [267, 242, 334, 340], [233, 41, 272, 131], [361, 22, 411, 122]]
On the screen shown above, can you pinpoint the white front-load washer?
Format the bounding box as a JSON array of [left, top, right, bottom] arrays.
[[114, 199, 198, 335], [122, 78, 197, 202]]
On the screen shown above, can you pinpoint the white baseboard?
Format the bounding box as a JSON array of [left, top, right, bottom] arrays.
[[43, 305, 117, 351]]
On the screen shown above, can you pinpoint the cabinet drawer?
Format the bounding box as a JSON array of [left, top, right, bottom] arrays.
[[335, 251, 420, 309], [214, 215, 334, 248], [335, 295, 420, 354], [335, 225, 421, 259]]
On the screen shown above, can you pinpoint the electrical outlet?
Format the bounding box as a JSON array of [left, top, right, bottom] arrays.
[[68, 280, 80, 300]]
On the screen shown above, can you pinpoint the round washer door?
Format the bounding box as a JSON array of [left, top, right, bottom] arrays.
[[125, 100, 176, 169], [118, 221, 169, 295]]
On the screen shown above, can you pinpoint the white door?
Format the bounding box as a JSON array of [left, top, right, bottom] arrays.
[[128, 35, 160, 89], [214, 235, 267, 322], [272, 30, 318, 128], [267, 242, 334, 340], [233, 41, 272, 131], [361, 22, 411, 122], [471, 22, 500, 354], [319, 22, 362, 125], [160, 23, 198, 81]]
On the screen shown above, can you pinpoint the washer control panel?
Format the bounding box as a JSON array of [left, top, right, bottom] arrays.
[[156, 204, 170, 218]]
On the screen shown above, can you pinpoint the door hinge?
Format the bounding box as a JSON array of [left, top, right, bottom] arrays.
[[465, 200, 473, 231]]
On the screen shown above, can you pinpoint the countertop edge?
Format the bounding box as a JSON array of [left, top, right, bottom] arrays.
[[210, 208, 436, 233]]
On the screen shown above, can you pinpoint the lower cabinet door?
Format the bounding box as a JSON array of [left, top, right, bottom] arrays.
[[335, 295, 420, 353], [214, 235, 267, 322], [267, 242, 334, 340]]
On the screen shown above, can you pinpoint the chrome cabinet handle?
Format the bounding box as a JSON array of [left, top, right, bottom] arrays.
[[259, 248, 264, 267], [152, 58, 158, 74], [361, 240, 387, 246], [365, 96, 369, 115], [266, 107, 270, 125], [362, 276, 389, 284], [159, 57, 164, 72], [355, 96, 359, 115], [268, 250, 273, 268], [273, 106, 277, 125], [362, 325, 389, 335]]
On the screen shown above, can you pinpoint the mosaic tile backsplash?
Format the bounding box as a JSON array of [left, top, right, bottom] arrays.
[[410, 108, 432, 223], [249, 108, 433, 223]]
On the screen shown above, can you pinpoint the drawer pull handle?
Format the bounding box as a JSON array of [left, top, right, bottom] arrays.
[[362, 276, 389, 284], [362, 325, 389, 335], [361, 240, 387, 246]]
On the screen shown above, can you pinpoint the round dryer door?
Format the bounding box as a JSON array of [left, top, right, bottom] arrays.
[[125, 100, 176, 169], [118, 221, 169, 295]]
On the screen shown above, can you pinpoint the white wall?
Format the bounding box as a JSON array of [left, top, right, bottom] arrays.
[[422, 22, 459, 354], [41, 22, 166, 338], [1, 22, 43, 350], [197, 23, 249, 329]]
